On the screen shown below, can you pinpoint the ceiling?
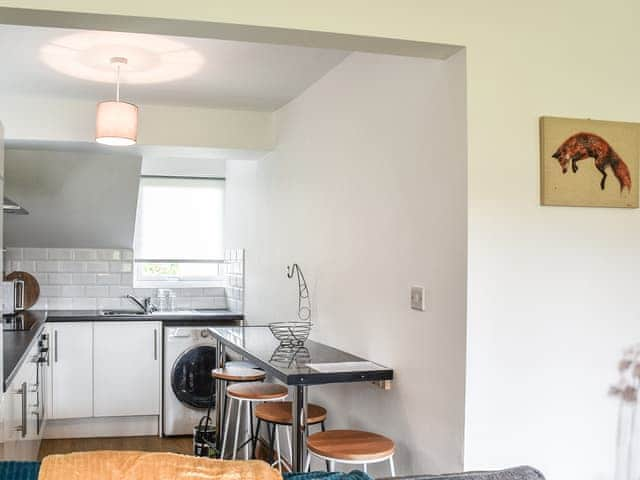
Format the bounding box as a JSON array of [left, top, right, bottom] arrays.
[[0, 24, 350, 111]]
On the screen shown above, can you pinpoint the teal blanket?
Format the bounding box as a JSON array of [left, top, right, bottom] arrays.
[[0, 462, 40, 480]]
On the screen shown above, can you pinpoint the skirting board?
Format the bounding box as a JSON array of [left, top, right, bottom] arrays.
[[44, 416, 160, 439]]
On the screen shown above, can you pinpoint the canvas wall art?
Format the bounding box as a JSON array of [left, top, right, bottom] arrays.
[[540, 116, 639, 208]]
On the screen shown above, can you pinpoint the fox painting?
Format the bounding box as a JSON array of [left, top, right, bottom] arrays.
[[552, 132, 632, 192]]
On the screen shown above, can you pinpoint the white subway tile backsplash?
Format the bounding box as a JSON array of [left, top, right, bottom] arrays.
[[96, 249, 121, 261], [96, 273, 121, 285], [48, 273, 72, 285], [48, 297, 73, 309], [6, 248, 23, 261], [86, 286, 109, 297], [191, 297, 216, 309], [23, 248, 48, 260], [175, 297, 192, 309], [72, 273, 96, 285], [74, 249, 98, 261], [181, 288, 204, 297], [121, 273, 133, 287], [4, 247, 239, 312], [48, 248, 73, 260], [36, 261, 61, 273], [61, 261, 87, 273], [72, 297, 97, 309], [109, 261, 132, 273], [61, 285, 85, 297], [40, 285, 61, 297], [97, 297, 121, 309], [86, 262, 109, 273]]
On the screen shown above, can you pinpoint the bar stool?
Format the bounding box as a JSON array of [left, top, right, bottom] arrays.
[[212, 366, 265, 459], [221, 382, 289, 460], [305, 430, 396, 475], [254, 401, 328, 471]]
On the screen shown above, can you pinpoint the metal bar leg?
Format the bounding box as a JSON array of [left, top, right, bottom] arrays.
[[214, 341, 225, 452], [329, 460, 335, 472], [274, 425, 282, 472], [249, 403, 255, 458], [253, 419, 261, 459], [267, 422, 275, 464], [291, 385, 308, 472], [232, 400, 242, 460], [286, 426, 293, 464], [220, 395, 232, 459], [245, 400, 251, 460], [304, 454, 311, 472], [363, 464, 368, 473], [389, 456, 396, 476]]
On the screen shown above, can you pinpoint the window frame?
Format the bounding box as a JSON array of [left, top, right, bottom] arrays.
[[133, 175, 226, 288]]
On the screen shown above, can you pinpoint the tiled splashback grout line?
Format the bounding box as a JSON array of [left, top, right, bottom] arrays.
[[3, 247, 244, 312]]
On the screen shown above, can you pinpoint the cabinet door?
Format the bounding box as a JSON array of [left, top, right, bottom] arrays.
[[93, 321, 161, 417], [50, 323, 93, 419]]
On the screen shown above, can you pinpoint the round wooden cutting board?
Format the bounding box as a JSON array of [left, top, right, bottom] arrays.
[[6, 271, 40, 310]]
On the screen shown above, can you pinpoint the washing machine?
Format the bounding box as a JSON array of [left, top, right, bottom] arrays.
[[163, 326, 218, 436]]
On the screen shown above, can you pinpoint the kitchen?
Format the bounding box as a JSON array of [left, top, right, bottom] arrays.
[[0, 19, 467, 478]]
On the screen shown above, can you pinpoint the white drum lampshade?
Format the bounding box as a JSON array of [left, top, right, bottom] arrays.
[[95, 100, 138, 146]]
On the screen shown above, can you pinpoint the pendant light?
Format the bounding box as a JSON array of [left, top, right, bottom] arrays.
[[95, 57, 138, 146]]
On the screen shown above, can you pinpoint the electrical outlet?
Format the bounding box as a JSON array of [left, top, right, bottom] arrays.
[[410, 286, 425, 311]]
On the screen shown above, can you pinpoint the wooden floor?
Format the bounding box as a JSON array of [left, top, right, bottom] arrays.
[[38, 436, 193, 461]]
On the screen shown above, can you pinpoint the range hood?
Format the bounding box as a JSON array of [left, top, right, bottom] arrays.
[[3, 197, 29, 215]]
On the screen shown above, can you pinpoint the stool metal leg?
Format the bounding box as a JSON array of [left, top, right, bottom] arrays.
[[363, 464, 367, 473], [220, 395, 232, 459], [232, 399, 242, 460], [329, 460, 335, 472], [274, 425, 282, 472], [245, 400, 251, 460], [389, 456, 396, 476], [304, 454, 311, 472]]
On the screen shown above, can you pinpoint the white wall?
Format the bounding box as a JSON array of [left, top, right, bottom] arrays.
[[227, 51, 468, 475], [4, 148, 141, 248], [5, 2, 640, 479]]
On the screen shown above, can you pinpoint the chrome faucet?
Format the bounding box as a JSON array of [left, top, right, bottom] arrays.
[[125, 294, 157, 314]]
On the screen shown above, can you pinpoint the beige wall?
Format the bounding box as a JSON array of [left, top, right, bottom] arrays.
[[2, 2, 638, 478], [0, 93, 273, 150]]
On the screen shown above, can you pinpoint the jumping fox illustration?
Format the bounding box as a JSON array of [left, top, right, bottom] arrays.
[[552, 132, 632, 192]]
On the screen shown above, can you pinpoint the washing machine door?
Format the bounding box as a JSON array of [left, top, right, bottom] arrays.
[[171, 345, 217, 409]]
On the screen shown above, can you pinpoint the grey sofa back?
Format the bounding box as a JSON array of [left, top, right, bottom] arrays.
[[380, 466, 544, 480]]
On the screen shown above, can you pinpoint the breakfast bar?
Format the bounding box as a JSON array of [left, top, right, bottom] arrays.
[[209, 325, 393, 472]]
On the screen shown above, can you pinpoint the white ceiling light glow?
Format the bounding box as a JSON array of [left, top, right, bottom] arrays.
[[95, 57, 138, 146], [39, 31, 204, 84]]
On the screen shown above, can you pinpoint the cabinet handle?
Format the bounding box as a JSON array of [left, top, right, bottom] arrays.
[[15, 382, 27, 438], [153, 329, 158, 361], [54, 330, 58, 363]]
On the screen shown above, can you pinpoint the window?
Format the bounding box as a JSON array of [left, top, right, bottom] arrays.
[[133, 176, 225, 287]]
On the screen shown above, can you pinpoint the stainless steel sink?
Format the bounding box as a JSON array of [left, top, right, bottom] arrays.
[[100, 309, 146, 316]]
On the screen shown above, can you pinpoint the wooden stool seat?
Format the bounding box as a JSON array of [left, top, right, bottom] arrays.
[[212, 366, 266, 382], [226, 381, 288, 400], [307, 430, 395, 461], [255, 402, 327, 425]]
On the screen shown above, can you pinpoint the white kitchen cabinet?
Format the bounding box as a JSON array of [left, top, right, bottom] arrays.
[[93, 321, 161, 417], [50, 323, 93, 419], [3, 340, 42, 461]]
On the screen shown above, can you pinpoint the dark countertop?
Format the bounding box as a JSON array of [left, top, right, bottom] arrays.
[[3, 309, 244, 391], [3, 311, 47, 391], [45, 309, 244, 323], [210, 325, 393, 386]]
